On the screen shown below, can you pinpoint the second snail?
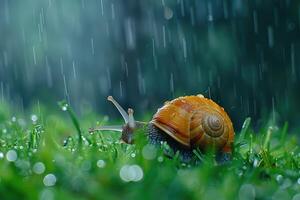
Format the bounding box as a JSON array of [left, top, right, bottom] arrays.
[[90, 94, 235, 163]]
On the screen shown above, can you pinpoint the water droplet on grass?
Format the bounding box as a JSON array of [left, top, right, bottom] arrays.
[[157, 156, 164, 162], [33, 162, 46, 174], [0, 152, 3, 159], [11, 116, 16, 122], [130, 165, 143, 182], [131, 153, 136, 158], [6, 150, 17, 162], [2, 129, 7, 134], [119, 164, 143, 182], [31, 114, 38, 123], [253, 159, 259, 167], [61, 104, 68, 111], [276, 174, 283, 183], [119, 165, 132, 182], [97, 160, 106, 168], [43, 174, 57, 186]]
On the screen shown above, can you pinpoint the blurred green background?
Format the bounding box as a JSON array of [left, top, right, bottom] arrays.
[[0, 0, 300, 130]]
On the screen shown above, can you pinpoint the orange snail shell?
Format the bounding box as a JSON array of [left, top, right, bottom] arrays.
[[150, 95, 234, 152]]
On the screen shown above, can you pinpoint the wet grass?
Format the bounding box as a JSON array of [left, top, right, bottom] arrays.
[[0, 102, 300, 200]]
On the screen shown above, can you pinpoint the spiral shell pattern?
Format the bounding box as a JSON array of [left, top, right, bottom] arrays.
[[151, 95, 234, 151]]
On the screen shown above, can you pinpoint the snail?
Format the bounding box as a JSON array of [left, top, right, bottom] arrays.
[[90, 95, 234, 162]]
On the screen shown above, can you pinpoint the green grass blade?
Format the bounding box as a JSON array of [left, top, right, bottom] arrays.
[[239, 117, 251, 142], [58, 101, 82, 146]]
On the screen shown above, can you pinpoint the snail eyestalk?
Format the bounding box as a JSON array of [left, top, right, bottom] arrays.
[[89, 125, 123, 133], [128, 108, 136, 129], [107, 96, 129, 123], [89, 96, 146, 144]]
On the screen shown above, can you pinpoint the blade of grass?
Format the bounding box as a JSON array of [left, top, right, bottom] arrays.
[[239, 117, 251, 142], [263, 127, 273, 150], [280, 122, 288, 145], [58, 101, 82, 147]]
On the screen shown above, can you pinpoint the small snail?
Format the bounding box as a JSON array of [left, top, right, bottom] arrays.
[[90, 95, 234, 162]]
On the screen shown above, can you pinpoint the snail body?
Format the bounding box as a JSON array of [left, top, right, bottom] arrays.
[[90, 95, 234, 162]]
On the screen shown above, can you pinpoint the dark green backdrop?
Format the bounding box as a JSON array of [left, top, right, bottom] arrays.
[[0, 0, 299, 130]]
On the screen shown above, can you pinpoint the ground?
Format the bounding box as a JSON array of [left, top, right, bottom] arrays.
[[0, 102, 299, 200]]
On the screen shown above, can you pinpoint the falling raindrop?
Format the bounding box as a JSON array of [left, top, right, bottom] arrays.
[[91, 38, 95, 55], [100, 0, 104, 16], [182, 37, 187, 59], [162, 25, 166, 48], [170, 73, 174, 95], [207, 2, 213, 22], [111, 3, 115, 20], [267, 26, 274, 48], [124, 18, 136, 50], [33, 46, 37, 65], [253, 10, 258, 34]]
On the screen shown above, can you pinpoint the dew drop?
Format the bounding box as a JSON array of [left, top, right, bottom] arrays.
[[61, 104, 68, 111], [157, 156, 164, 162], [276, 174, 283, 183], [11, 116, 16, 122], [6, 150, 17, 162], [96, 160, 106, 168], [33, 162, 46, 174], [297, 178, 300, 185], [119, 164, 144, 182], [31, 114, 38, 123], [43, 174, 57, 187], [253, 159, 259, 167], [131, 153, 136, 158]]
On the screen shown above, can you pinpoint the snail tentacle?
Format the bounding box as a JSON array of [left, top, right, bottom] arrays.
[[107, 96, 129, 123]]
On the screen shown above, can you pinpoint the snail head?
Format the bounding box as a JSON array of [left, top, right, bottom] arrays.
[[89, 96, 146, 144]]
